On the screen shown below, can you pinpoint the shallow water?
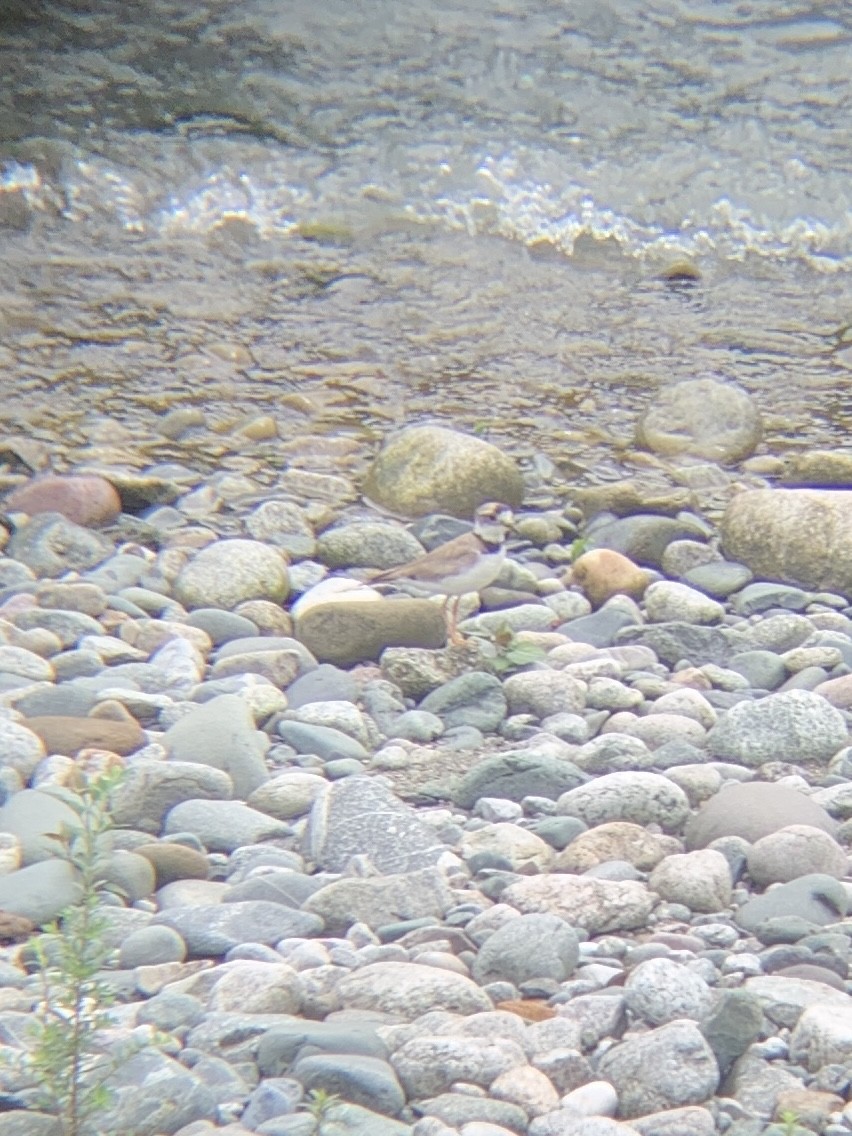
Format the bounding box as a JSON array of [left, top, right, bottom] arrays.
[[1, 0, 850, 485]]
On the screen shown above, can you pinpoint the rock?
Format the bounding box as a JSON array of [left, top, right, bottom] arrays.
[[244, 499, 316, 557], [7, 512, 114, 577], [735, 874, 848, 932], [502, 670, 585, 719], [585, 515, 708, 570], [119, 925, 187, 968], [316, 520, 425, 569], [175, 539, 289, 610], [152, 902, 323, 957], [302, 867, 456, 935], [722, 488, 852, 594], [390, 1034, 527, 1098], [162, 694, 269, 799], [648, 849, 732, 912], [554, 822, 667, 873], [0, 719, 46, 780], [0, 788, 81, 864], [643, 581, 724, 625], [296, 599, 446, 664], [336, 961, 492, 1019], [277, 720, 369, 763], [556, 772, 690, 832], [789, 1001, 852, 1071], [85, 1047, 218, 1135], [292, 1053, 405, 1116], [247, 772, 328, 820], [462, 824, 553, 873], [452, 750, 586, 809], [746, 826, 849, 886], [163, 800, 291, 852], [109, 760, 233, 834], [570, 549, 650, 608], [4, 474, 122, 527], [615, 622, 731, 667], [420, 672, 508, 732], [362, 425, 524, 518], [624, 957, 715, 1026], [699, 989, 765, 1077], [134, 842, 210, 888], [705, 689, 847, 767], [208, 960, 303, 1015], [22, 714, 145, 757], [635, 377, 761, 462], [417, 1094, 528, 1132], [471, 913, 579, 986], [502, 876, 654, 934], [684, 561, 754, 598], [0, 858, 82, 923], [490, 1065, 562, 1120], [303, 777, 446, 873], [256, 1019, 389, 1076], [685, 782, 837, 849], [597, 1019, 720, 1118]]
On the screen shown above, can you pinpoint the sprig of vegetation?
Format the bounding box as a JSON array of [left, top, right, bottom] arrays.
[[23, 766, 125, 1135], [487, 623, 548, 674], [298, 1087, 344, 1132]]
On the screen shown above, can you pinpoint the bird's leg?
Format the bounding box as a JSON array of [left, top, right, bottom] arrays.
[[446, 595, 465, 646]]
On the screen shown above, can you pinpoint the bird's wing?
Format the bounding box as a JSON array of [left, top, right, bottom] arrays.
[[369, 533, 481, 585]]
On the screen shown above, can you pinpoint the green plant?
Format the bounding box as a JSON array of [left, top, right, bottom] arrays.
[[487, 623, 548, 674], [569, 536, 590, 561], [24, 765, 126, 1135], [298, 1087, 344, 1131]]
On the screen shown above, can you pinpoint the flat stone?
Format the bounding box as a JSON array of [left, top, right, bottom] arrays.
[[336, 961, 492, 1019], [586, 514, 709, 569], [683, 561, 754, 598], [615, 622, 731, 666], [452, 750, 587, 809], [110, 760, 234, 834], [296, 599, 446, 664], [735, 874, 848, 932], [303, 866, 456, 935], [152, 902, 324, 958], [22, 714, 145, 757], [276, 721, 369, 762], [291, 1053, 405, 1116], [303, 776, 446, 873], [419, 671, 508, 731], [164, 799, 291, 852]]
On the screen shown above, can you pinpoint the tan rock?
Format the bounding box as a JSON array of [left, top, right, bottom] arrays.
[[296, 598, 446, 664], [554, 822, 668, 872], [722, 487, 852, 594], [570, 549, 650, 608], [23, 715, 145, 757]]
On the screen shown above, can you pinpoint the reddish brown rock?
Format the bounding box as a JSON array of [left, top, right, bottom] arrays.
[[495, 999, 557, 1022], [4, 474, 121, 527], [22, 716, 145, 757], [569, 548, 650, 608]]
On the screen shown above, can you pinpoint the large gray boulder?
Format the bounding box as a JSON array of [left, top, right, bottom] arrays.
[[722, 488, 852, 594]]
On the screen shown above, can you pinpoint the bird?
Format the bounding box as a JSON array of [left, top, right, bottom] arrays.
[[368, 501, 514, 643]]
